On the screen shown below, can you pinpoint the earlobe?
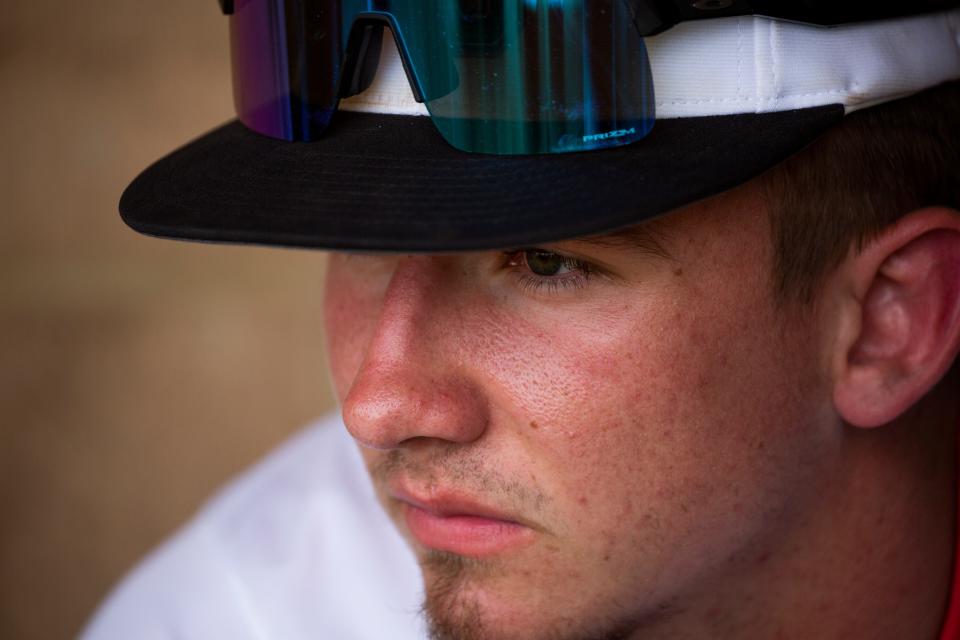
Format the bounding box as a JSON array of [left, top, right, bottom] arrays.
[[832, 208, 960, 428]]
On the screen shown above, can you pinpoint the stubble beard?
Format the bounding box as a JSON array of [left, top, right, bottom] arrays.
[[419, 551, 650, 640], [420, 551, 487, 640]]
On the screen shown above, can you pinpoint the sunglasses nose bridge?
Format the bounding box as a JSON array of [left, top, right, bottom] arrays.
[[341, 14, 426, 103]]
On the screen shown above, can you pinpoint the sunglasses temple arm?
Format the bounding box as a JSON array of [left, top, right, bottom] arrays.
[[218, 0, 234, 16]]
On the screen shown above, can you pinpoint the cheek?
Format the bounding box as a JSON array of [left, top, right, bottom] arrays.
[[466, 300, 682, 517], [473, 296, 693, 452], [483, 293, 826, 568]]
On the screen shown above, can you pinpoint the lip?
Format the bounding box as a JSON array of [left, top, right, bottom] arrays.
[[390, 486, 536, 557]]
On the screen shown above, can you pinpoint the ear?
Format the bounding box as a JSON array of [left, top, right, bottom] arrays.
[[831, 207, 960, 428]]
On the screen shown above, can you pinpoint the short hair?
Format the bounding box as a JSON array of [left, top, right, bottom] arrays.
[[760, 80, 960, 305]]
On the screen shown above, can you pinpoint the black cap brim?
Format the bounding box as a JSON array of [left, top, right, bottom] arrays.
[[120, 106, 842, 252]]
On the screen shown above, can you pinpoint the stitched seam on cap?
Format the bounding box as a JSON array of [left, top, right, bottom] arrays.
[[657, 89, 848, 106], [769, 19, 780, 111], [736, 18, 743, 98]]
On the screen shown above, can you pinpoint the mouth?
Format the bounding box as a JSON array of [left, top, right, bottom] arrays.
[[389, 485, 537, 558]]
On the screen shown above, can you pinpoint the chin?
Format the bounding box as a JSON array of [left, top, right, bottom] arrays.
[[418, 550, 533, 640], [417, 550, 642, 640]]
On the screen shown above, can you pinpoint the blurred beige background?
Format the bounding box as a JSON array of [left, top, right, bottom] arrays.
[[0, 2, 337, 638]]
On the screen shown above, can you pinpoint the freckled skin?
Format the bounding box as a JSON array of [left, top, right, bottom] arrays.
[[322, 183, 952, 638]]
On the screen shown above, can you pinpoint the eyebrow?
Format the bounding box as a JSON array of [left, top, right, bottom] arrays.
[[570, 224, 674, 261]]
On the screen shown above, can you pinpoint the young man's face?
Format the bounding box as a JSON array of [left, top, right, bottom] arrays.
[[323, 182, 840, 639]]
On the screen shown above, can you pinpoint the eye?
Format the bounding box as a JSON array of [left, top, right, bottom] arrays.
[[503, 249, 593, 294], [527, 249, 579, 276]]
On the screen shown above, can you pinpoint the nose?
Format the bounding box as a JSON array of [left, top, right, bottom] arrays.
[[341, 257, 490, 451]]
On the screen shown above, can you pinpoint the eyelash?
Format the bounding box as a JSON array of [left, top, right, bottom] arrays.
[[502, 249, 594, 294]]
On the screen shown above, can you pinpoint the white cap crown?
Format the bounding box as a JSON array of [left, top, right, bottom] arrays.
[[341, 9, 960, 119]]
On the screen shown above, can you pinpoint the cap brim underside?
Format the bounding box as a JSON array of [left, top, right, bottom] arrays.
[[120, 107, 843, 252]]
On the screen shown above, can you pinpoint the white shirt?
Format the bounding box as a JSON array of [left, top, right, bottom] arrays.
[[81, 415, 427, 640]]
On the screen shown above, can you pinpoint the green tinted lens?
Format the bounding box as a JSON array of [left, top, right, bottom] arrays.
[[388, 0, 655, 154]]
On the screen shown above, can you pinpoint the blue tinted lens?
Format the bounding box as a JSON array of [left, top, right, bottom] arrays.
[[230, 0, 343, 140], [229, 1, 655, 154]]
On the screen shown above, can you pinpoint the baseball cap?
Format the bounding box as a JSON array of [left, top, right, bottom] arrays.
[[119, 8, 960, 252]]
